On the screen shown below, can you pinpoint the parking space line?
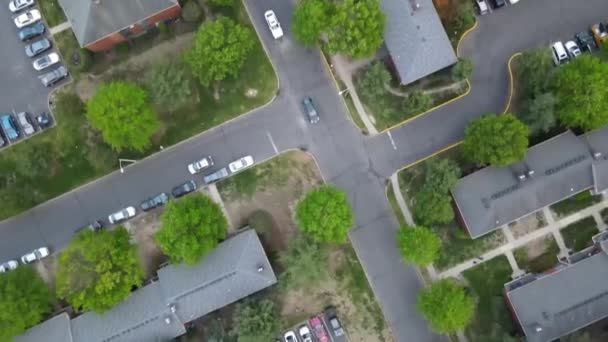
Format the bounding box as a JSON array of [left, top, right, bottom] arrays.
[[266, 130, 279, 155], [386, 131, 397, 150]]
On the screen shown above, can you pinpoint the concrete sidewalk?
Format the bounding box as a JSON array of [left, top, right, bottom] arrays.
[[50, 21, 71, 36]]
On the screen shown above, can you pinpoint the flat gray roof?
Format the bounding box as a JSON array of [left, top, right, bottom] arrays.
[[380, 0, 457, 84], [585, 127, 608, 193], [15, 313, 73, 342], [506, 251, 608, 342]]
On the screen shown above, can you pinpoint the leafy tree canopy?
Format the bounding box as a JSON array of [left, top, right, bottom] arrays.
[[280, 234, 330, 291], [424, 159, 461, 194], [462, 114, 529, 167], [413, 189, 454, 226], [144, 62, 192, 111], [156, 194, 228, 264], [359, 62, 391, 100], [292, 0, 332, 46], [553, 55, 608, 131], [0, 267, 52, 341], [327, 0, 385, 58], [451, 58, 473, 81], [397, 225, 441, 266], [208, 0, 234, 7], [520, 92, 556, 136], [230, 299, 282, 342], [185, 17, 255, 86], [86, 81, 159, 152], [417, 279, 475, 334], [296, 185, 354, 243], [402, 90, 432, 117], [56, 228, 143, 313], [518, 48, 555, 97]]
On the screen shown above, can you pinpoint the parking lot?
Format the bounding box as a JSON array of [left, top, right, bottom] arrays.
[[0, 2, 66, 148], [280, 308, 348, 342]]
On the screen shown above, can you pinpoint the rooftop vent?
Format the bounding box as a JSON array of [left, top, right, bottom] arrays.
[[518, 174, 527, 182], [164, 317, 171, 325], [533, 324, 543, 333], [169, 305, 176, 313], [528, 170, 535, 177], [257, 265, 264, 273], [594, 151, 603, 160]]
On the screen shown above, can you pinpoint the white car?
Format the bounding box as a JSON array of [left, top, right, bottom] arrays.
[[299, 325, 313, 342], [9, 0, 34, 12], [564, 41, 582, 58], [508, 0, 519, 4], [187, 156, 213, 174], [228, 155, 254, 173], [33, 52, 60, 71], [0, 260, 19, 273], [14, 9, 41, 28], [264, 10, 283, 39], [284, 331, 297, 342], [21, 247, 49, 264], [475, 0, 488, 15], [108, 206, 136, 224], [17, 112, 35, 136]]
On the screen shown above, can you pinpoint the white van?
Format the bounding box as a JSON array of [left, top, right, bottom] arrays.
[[551, 42, 569, 66]]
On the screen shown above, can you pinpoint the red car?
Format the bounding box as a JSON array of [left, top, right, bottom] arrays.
[[309, 316, 329, 342]]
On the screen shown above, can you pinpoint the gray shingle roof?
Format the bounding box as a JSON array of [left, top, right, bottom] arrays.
[[15, 313, 73, 342], [57, 0, 179, 47], [585, 127, 608, 193], [380, 0, 457, 84], [505, 250, 608, 342]]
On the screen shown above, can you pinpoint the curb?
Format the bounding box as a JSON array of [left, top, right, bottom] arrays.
[[504, 52, 522, 114]]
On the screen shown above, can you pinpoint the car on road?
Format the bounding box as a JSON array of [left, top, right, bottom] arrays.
[[0, 114, 20, 141], [325, 307, 345, 337], [203, 167, 229, 184], [17, 112, 35, 136], [25, 38, 51, 57], [39, 66, 68, 87], [33, 52, 60, 71], [564, 40, 582, 58], [36, 112, 52, 128], [78, 220, 103, 232], [508, 0, 519, 4], [229, 155, 254, 173], [18, 22, 44, 41], [21, 247, 49, 264], [551, 41, 569, 66], [0, 260, 18, 273], [490, 0, 505, 8], [14, 9, 41, 28], [575, 31, 597, 52], [172, 180, 197, 198], [108, 206, 136, 224], [187, 156, 213, 174], [475, 0, 488, 15], [302, 97, 320, 124], [310, 316, 329, 342], [299, 325, 313, 342], [264, 10, 283, 39], [9, 0, 34, 12], [283, 331, 297, 342], [140, 192, 169, 211]]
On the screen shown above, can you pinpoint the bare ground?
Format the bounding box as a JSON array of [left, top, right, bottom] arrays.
[[509, 211, 547, 239], [518, 235, 554, 260]]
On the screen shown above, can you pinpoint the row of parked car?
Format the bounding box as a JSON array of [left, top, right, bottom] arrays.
[[475, 0, 520, 15], [551, 30, 598, 66], [281, 307, 345, 342], [0, 112, 52, 147], [0, 246, 50, 273]]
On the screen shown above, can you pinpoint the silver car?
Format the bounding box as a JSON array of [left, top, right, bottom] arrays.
[[21, 247, 49, 264], [108, 206, 136, 224], [25, 37, 50, 57], [17, 112, 34, 135], [33, 52, 59, 71], [39, 66, 68, 87]]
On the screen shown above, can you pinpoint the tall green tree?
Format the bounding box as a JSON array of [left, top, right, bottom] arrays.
[[424, 159, 461, 193], [553, 55, 608, 131], [144, 62, 192, 111], [280, 234, 330, 291], [230, 299, 282, 342], [402, 90, 432, 117], [327, 0, 385, 58], [208, 0, 234, 7], [292, 0, 332, 46], [451, 58, 474, 81], [413, 189, 454, 226], [184, 17, 255, 86], [520, 92, 556, 136], [86, 81, 159, 152], [396, 225, 441, 266], [417, 279, 475, 334], [156, 194, 228, 264], [296, 185, 354, 243], [462, 114, 529, 167], [0, 267, 53, 341], [56, 228, 143, 313], [518, 48, 555, 97], [359, 62, 391, 99]]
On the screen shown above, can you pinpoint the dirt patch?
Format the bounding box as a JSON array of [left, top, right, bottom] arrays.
[[509, 211, 547, 239], [518, 235, 554, 260], [124, 210, 167, 279]]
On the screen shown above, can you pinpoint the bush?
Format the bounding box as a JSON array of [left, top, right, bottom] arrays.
[[115, 42, 130, 56], [359, 62, 391, 100], [182, 1, 202, 22], [402, 90, 432, 117], [208, 0, 234, 7], [451, 58, 473, 81], [143, 62, 192, 111], [248, 210, 275, 236]]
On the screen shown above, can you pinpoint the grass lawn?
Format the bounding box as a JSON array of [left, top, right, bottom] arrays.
[[463, 256, 519, 341], [38, 0, 66, 27], [560, 217, 599, 252], [514, 237, 560, 274], [386, 184, 406, 227], [550, 191, 603, 218]]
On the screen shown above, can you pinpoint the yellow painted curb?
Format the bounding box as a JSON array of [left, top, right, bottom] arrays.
[[504, 52, 522, 114], [395, 141, 463, 174], [456, 20, 479, 57]]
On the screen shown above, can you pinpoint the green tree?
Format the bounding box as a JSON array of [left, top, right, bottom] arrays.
[[451, 58, 474, 81], [518, 49, 555, 97], [0, 267, 52, 341], [56, 228, 143, 313], [462, 114, 529, 167], [181, 1, 202, 22], [402, 90, 432, 117], [292, 0, 332, 46], [327, 0, 385, 58], [413, 189, 454, 226], [417, 279, 475, 334], [359, 62, 391, 99], [143, 62, 192, 111], [230, 299, 282, 342], [396, 225, 441, 266], [424, 159, 461, 193], [295, 185, 354, 243], [208, 0, 234, 7], [86, 81, 159, 152], [156, 194, 228, 264], [520, 92, 556, 136], [553, 55, 608, 131], [184, 17, 255, 86], [280, 234, 330, 291]]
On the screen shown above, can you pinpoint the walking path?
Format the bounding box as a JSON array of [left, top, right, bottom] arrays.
[[49, 21, 71, 35]]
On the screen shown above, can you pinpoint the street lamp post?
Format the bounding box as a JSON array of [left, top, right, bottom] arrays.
[[119, 159, 136, 173]]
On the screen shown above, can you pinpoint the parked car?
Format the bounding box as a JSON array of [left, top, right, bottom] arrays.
[[302, 97, 320, 124], [0, 260, 18, 273], [491, 0, 505, 8], [21, 247, 49, 264], [18, 22, 44, 41], [14, 9, 41, 28], [283, 331, 297, 342], [36, 112, 52, 128], [203, 167, 229, 184], [140, 192, 169, 211], [108, 206, 136, 224], [76, 220, 103, 233], [33, 52, 60, 71], [0, 114, 20, 141], [25, 38, 51, 57], [0, 136, 5, 147], [228, 155, 254, 173], [187, 156, 213, 174], [564, 40, 582, 58], [171, 180, 197, 198], [39, 66, 68, 87], [299, 325, 313, 342], [17, 112, 34, 136], [264, 10, 283, 39], [508, 0, 519, 4], [9, 0, 34, 12], [310, 316, 329, 342], [325, 307, 345, 337], [575, 31, 597, 52], [551, 41, 569, 66], [475, 0, 489, 15]]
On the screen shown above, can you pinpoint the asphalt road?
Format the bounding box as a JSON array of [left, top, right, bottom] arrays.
[[1, 0, 608, 341]]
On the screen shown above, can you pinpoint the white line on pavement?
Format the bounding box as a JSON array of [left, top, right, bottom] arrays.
[[387, 131, 397, 150], [266, 131, 279, 155]]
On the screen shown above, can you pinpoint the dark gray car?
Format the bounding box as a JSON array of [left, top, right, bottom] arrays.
[[171, 180, 197, 198], [203, 168, 229, 184], [140, 192, 169, 211], [302, 97, 320, 124], [39, 66, 68, 87], [25, 37, 50, 57]]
